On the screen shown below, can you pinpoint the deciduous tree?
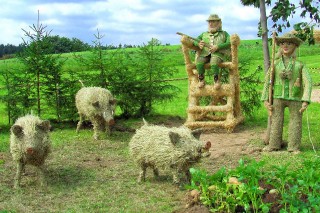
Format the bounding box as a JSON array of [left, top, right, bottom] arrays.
[[241, 0, 319, 72]]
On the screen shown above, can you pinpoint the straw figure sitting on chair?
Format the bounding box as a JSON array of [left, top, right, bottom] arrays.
[[193, 14, 231, 89]]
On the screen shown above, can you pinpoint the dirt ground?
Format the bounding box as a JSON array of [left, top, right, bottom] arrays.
[[202, 128, 264, 167]]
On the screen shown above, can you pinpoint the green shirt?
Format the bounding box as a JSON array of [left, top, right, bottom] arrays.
[[194, 30, 231, 59], [261, 57, 312, 103]]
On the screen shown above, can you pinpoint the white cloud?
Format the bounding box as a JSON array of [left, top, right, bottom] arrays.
[[229, 5, 260, 21], [187, 14, 207, 24], [30, 3, 87, 16], [0, 1, 25, 16], [104, 0, 147, 11], [0, 19, 29, 45], [149, 9, 176, 21], [43, 18, 63, 26], [149, 0, 171, 4], [111, 9, 142, 23]]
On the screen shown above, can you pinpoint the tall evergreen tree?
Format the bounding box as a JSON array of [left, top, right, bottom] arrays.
[[17, 11, 66, 119], [135, 38, 180, 116], [74, 29, 111, 88]]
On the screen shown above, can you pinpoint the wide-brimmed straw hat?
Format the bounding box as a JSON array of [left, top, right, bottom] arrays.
[[275, 32, 303, 47], [206, 14, 221, 22]]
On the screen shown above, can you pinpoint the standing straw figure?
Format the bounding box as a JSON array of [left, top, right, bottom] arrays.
[[261, 32, 312, 154]]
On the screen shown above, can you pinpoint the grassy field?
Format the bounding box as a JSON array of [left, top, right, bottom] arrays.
[[0, 40, 320, 212], [1, 126, 189, 212]]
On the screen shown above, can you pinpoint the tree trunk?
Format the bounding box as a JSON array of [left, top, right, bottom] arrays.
[[260, 0, 270, 74], [260, 0, 271, 144], [37, 70, 41, 116]]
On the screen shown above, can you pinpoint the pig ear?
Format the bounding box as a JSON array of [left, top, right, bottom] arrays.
[[191, 128, 203, 140], [38, 120, 51, 131], [169, 132, 181, 145], [204, 141, 211, 150], [92, 101, 100, 108], [109, 99, 116, 105], [11, 125, 23, 136]]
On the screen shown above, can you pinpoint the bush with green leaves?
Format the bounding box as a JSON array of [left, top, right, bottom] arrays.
[[0, 19, 82, 123], [239, 61, 262, 117], [107, 38, 180, 118], [0, 63, 31, 123]]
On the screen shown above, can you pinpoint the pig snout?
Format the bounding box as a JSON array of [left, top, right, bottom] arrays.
[[26, 147, 35, 155], [202, 141, 211, 157], [108, 119, 115, 126], [103, 111, 115, 126]]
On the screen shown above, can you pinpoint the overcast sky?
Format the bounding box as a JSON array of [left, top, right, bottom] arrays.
[[0, 0, 308, 46]]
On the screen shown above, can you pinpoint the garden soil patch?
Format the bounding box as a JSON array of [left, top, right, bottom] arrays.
[[174, 126, 266, 212], [201, 127, 264, 171]]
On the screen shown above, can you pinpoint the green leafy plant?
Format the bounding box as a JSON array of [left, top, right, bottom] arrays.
[[277, 158, 320, 212], [187, 159, 268, 212], [187, 167, 240, 212], [268, 162, 292, 211], [187, 158, 320, 213], [230, 158, 268, 213]]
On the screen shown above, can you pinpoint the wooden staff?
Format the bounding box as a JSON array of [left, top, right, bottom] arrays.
[[265, 31, 277, 144], [176, 32, 211, 49], [269, 32, 276, 110]]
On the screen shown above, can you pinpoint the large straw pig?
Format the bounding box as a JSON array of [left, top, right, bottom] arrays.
[[10, 115, 51, 188], [129, 120, 211, 184], [75, 86, 116, 140]]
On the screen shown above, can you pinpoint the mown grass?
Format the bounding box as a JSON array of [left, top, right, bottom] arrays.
[[0, 40, 319, 212], [0, 125, 189, 212]]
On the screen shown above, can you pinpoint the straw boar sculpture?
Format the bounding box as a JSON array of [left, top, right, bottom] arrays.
[[129, 119, 211, 184], [10, 115, 51, 188], [75, 86, 116, 140]]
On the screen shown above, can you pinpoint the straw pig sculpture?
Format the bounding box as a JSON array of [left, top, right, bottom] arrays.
[[75, 86, 116, 140], [10, 115, 51, 188], [129, 119, 211, 184]]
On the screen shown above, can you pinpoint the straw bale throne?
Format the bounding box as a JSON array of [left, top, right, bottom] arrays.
[[179, 34, 244, 132]]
